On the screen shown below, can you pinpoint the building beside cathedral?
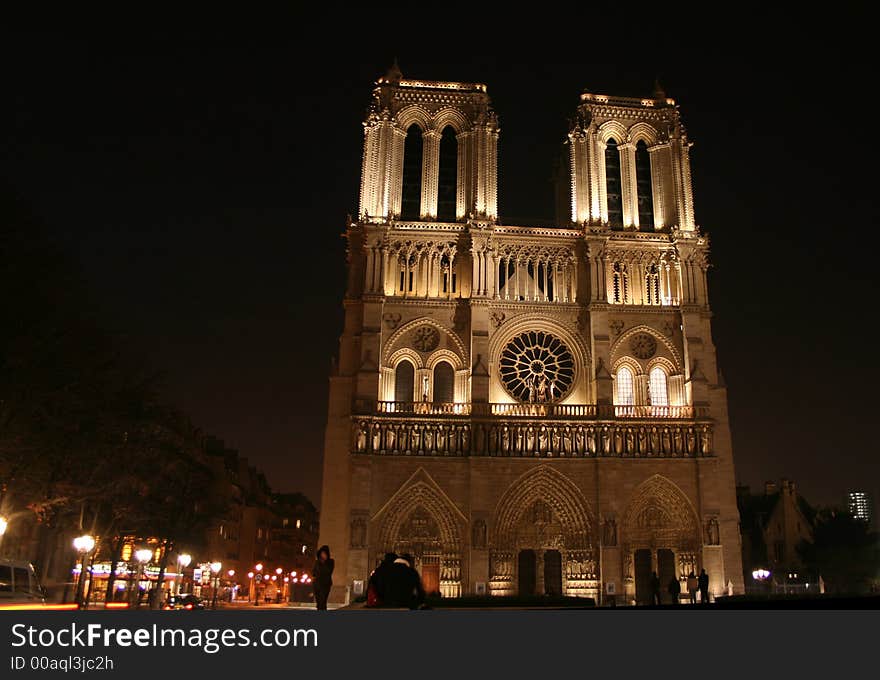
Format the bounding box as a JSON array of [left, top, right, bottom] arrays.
[[319, 63, 744, 604]]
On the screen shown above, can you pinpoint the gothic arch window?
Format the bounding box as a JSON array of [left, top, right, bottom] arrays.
[[615, 365, 635, 405], [635, 140, 654, 231], [437, 126, 458, 221], [612, 262, 629, 304], [401, 124, 423, 220], [645, 263, 661, 305], [648, 366, 669, 406], [433, 361, 454, 403], [394, 359, 415, 402], [605, 138, 624, 228]]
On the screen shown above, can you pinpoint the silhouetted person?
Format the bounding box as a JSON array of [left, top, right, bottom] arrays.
[[312, 545, 334, 610], [385, 554, 425, 609], [667, 577, 681, 605], [686, 572, 698, 604], [368, 552, 397, 606], [698, 568, 709, 605], [650, 571, 661, 605]]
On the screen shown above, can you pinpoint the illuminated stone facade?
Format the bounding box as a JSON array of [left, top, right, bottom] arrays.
[[319, 65, 744, 604]]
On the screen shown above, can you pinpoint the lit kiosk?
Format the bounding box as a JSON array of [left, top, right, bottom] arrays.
[[318, 65, 743, 605]]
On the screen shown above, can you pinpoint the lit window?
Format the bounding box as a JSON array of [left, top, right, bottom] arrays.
[[649, 367, 668, 406], [282, 518, 289, 528], [616, 366, 634, 405], [301, 545, 307, 554], [296, 519, 301, 529]]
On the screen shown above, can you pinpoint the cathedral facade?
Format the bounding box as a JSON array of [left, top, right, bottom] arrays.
[[319, 64, 744, 604]]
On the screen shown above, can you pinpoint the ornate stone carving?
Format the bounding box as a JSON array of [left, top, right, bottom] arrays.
[[610, 320, 625, 337], [629, 332, 657, 359], [412, 326, 440, 352], [490, 311, 506, 328], [382, 312, 402, 329]]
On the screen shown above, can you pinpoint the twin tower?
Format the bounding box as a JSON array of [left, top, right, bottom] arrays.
[[319, 64, 742, 604]]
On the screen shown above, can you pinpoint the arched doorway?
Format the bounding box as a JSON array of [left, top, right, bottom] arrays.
[[622, 476, 701, 605], [490, 466, 597, 598], [374, 479, 463, 598]]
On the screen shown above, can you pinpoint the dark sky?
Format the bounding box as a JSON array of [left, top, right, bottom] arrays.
[[4, 29, 876, 510]]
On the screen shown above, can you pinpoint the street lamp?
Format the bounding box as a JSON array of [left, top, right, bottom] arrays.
[[72, 535, 96, 609], [133, 549, 152, 608], [247, 571, 255, 604], [0, 515, 8, 537], [210, 562, 222, 609], [254, 563, 263, 606], [177, 553, 192, 595]]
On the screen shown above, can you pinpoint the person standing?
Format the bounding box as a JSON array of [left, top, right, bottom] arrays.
[[650, 571, 661, 605], [698, 568, 710, 605], [667, 576, 681, 605], [686, 572, 698, 605], [312, 545, 335, 610]]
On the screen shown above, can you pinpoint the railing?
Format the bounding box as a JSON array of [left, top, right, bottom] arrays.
[[361, 401, 707, 420]]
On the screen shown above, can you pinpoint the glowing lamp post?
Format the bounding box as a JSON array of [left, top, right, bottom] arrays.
[[210, 562, 222, 609], [177, 553, 192, 595], [133, 549, 152, 608], [254, 563, 263, 606], [0, 515, 8, 537], [72, 535, 96, 609], [752, 568, 771, 595], [247, 571, 255, 604]]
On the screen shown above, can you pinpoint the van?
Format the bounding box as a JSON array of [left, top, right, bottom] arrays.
[[0, 558, 46, 607]]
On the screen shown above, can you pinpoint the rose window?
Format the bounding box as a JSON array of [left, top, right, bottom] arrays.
[[412, 326, 440, 352], [499, 331, 575, 403]]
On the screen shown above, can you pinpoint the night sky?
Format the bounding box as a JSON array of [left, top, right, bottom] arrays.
[[4, 30, 876, 510]]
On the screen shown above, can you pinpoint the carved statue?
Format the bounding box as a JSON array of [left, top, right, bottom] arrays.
[[673, 427, 683, 455], [706, 518, 720, 545], [472, 519, 487, 549], [538, 426, 548, 452], [613, 427, 623, 455], [603, 518, 617, 547], [372, 423, 381, 452], [625, 427, 635, 456], [350, 517, 366, 548], [501, 425, 510, 454], [460, 425, 470, 453], [700, 425, 712, 455], [686, 427, 696, 455], [356, 422, 368, 452]]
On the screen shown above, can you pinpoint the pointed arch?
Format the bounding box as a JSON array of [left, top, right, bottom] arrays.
[[383, 317, 467, 366], [598, 120, 628, 144], [395, 105, 432, 132], [611, 324, 682, 370], [432, 107, 470, 134], [627, 122, 660, 146], [492, 465, 594, 549], [622, 475, 700, 550], [373, 472, 464, 551]]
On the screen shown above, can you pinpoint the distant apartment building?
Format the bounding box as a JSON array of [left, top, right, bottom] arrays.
[[847, 491, 874, 526]]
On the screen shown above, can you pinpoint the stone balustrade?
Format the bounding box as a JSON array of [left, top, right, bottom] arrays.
[[352, 413, 713, 458]]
